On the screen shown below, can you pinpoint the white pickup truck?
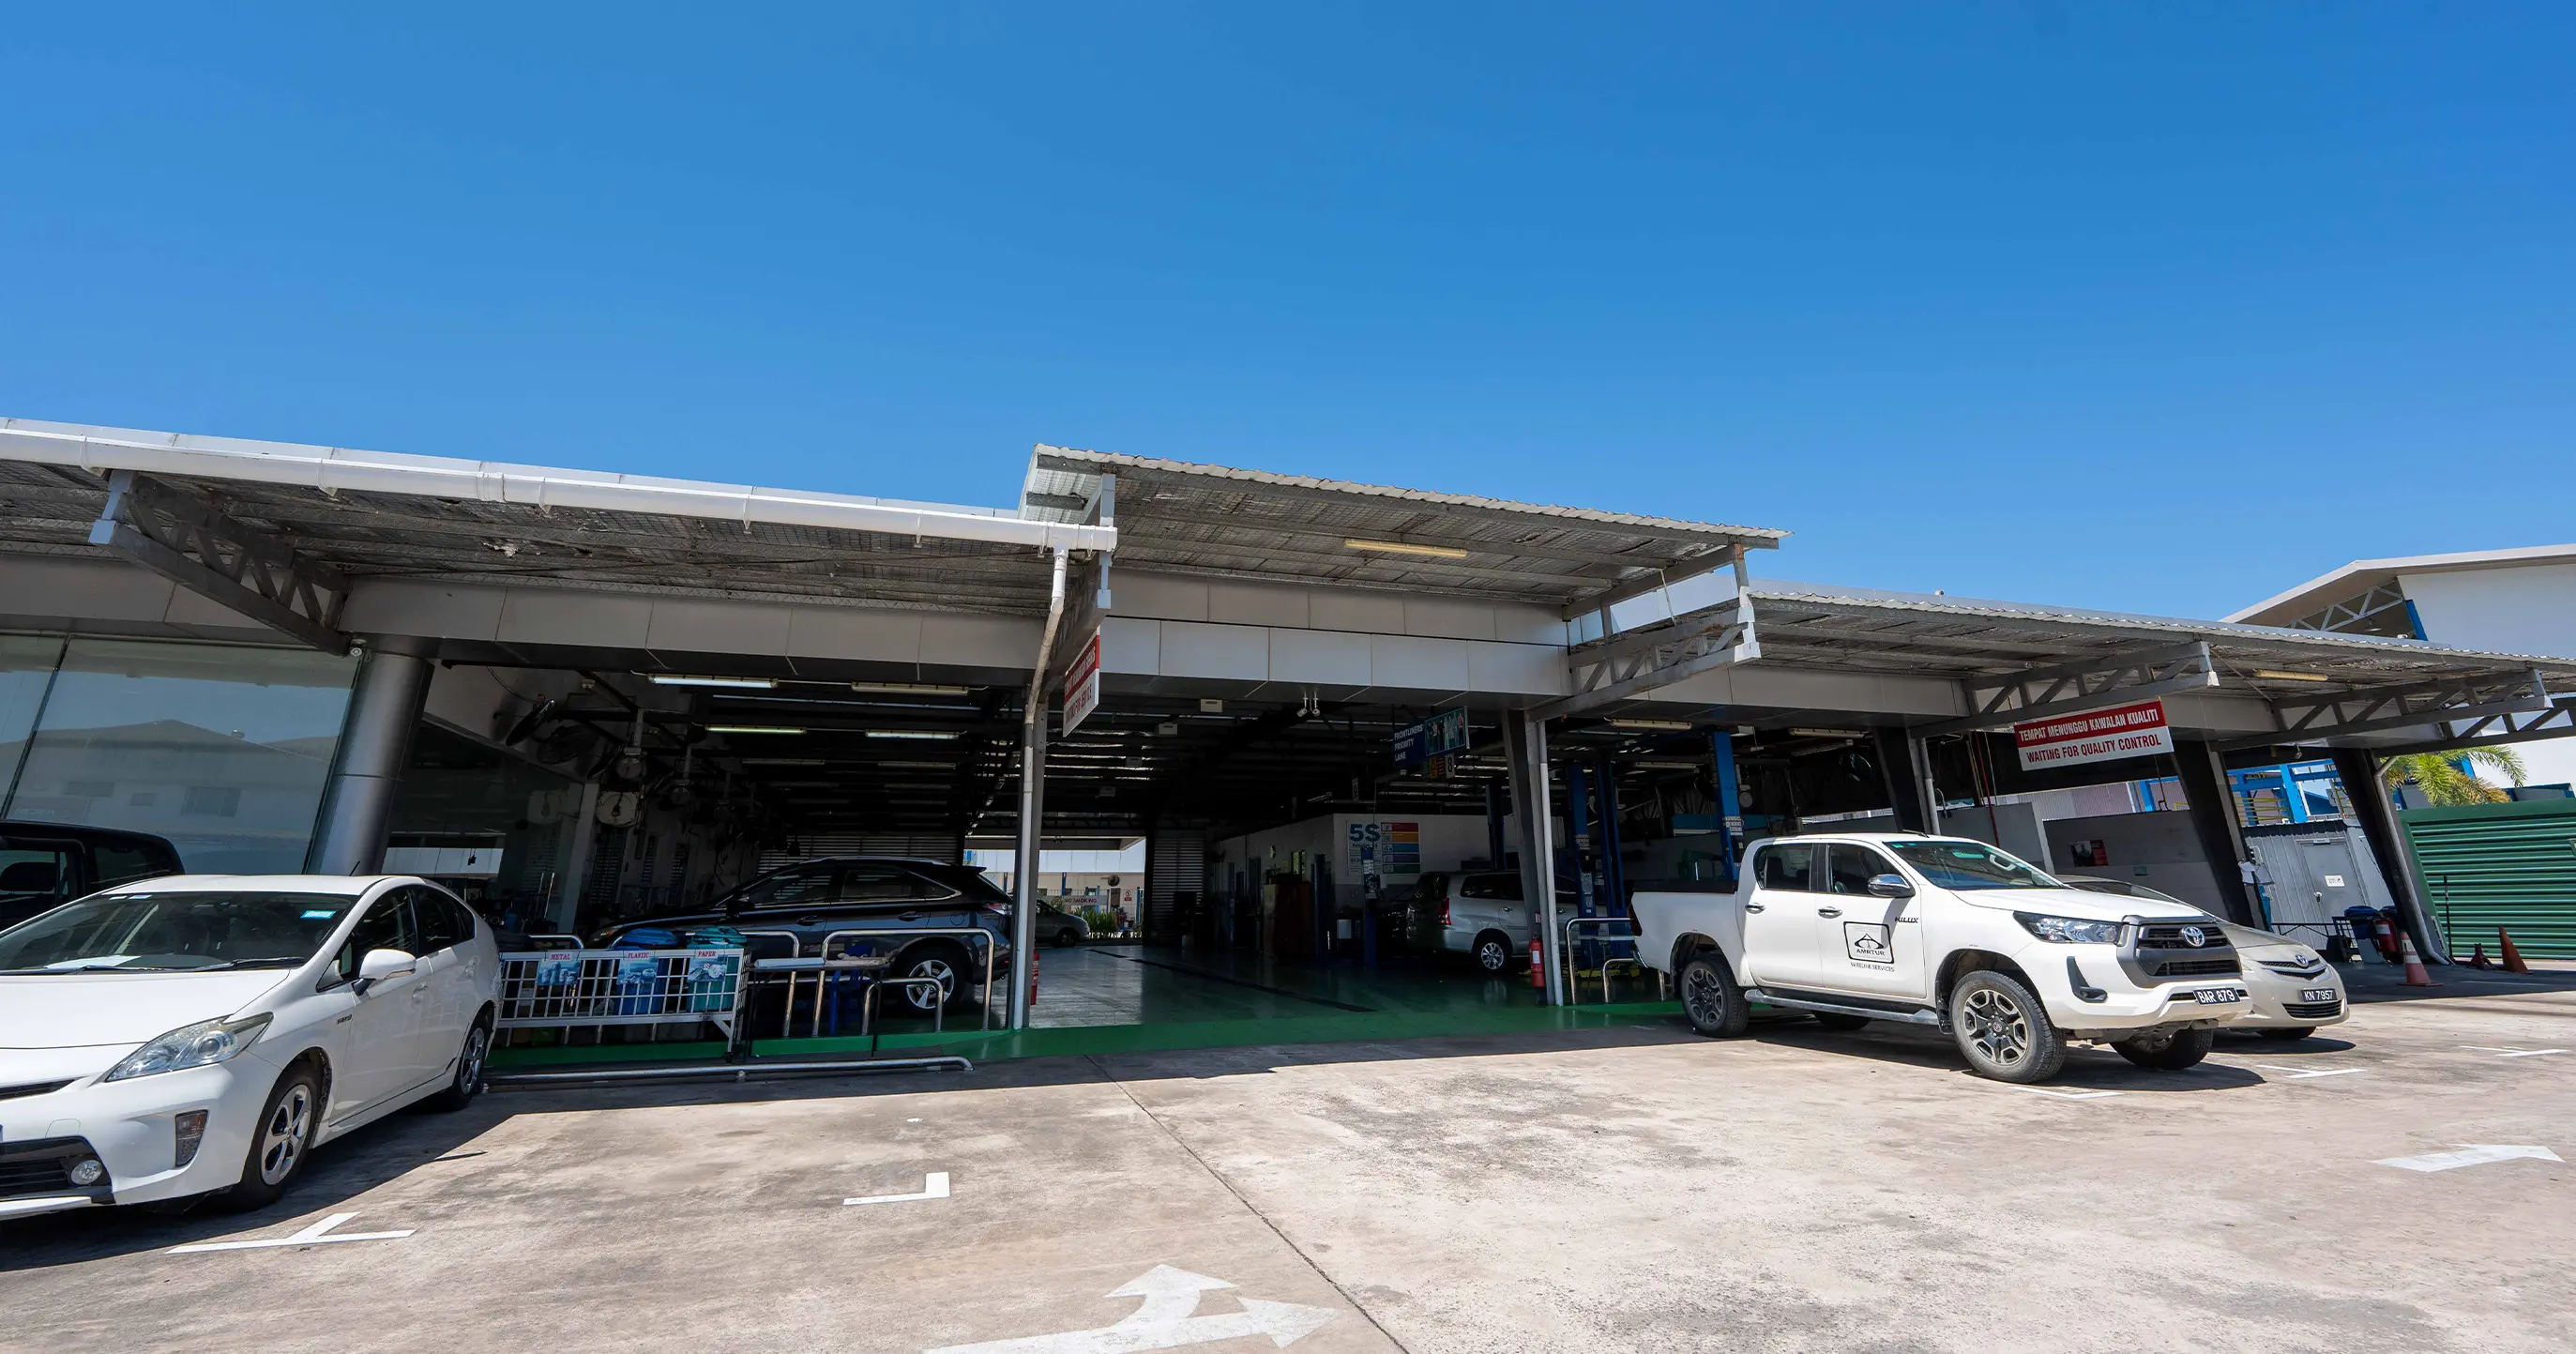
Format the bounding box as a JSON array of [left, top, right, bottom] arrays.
[[1630, 832, 2251, 1083]]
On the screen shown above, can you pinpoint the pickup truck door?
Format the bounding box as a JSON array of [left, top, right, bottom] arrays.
[[1739, 844, 1827, 987], [1814, 844, 1931, 1001]]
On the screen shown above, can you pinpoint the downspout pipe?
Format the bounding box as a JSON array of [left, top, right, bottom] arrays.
[[1009, 548, 1070, 1029]]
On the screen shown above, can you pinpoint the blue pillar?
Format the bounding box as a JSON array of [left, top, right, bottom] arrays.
[[1712, 729, 1744, 885], [1596, 753, 1627, 914], [1567, 763, 1596, 917]]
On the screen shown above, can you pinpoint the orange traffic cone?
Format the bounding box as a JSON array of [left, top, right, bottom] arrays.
[[2399, 931, 2439, 987], [2499, 929, 2531, 975], [2468, 944, 2494, 970]]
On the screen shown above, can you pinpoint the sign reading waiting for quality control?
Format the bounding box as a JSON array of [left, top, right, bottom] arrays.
[[1061, 630, 1103, 737], [2013, 698, 2174, 772]]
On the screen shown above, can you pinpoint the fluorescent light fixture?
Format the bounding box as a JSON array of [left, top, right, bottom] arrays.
[[647, 674, 777, 690], [2254, 670, 2333, 683], [1343, 538, 1470, 560], [851, 682, 973, 695], [706, 724, 806, 735], [1791, 727, 1868, 738], [737, 757, 825, 766], [865, 729, 960, 740], [1610, 719, 1695, 731], [1631, 760, 1709, 770], [879, 760, 955, 770]]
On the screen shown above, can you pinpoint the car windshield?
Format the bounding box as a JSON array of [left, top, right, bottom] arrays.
[[1885, 841, 2066, 891], [0, 890, 356, 973]]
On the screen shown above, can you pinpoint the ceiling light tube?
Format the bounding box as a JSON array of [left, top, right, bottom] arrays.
[[1609, 719, 1695, 731], [648, 674, 778, 689], [1343, 538, 1471, 560], [865, 729, 961, 740], [706, 724, 806, 735], [850, 682, 973, 695]]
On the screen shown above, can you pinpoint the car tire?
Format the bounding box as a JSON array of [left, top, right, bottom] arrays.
[[1811, 1012, 1871, 1031], [1948, 969, 2067, 1083], [1472, 931, 1514, 975], [424, 1014, 492, 1112], [2256, 1027, 2315, 1042], [897, 942, 977, 1014], [1679, 951, 1751, 1038], [220, 1063, 322, 1211], [1057, 926, 1083, 947], [2114, 1027, 2216, 1070]]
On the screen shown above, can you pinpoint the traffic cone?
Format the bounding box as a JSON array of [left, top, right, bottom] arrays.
[[2468, 944, 2494, 970], [2399, 931, 2439, 987], [2500, 929, 2531, 975]]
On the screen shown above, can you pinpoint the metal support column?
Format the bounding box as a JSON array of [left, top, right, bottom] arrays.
[[2329, 747, 2445, 962], [1567, 763, 1595, 918], [1872, 727, 1937, 833], [1711, 729, 1744, 884], [1596, 753, 1627, 914], [305, 636, 434, 875], [2171, 737, 2258, 925], [1484, 782, 1507, 870], [1503, 711, 1568, 1004]]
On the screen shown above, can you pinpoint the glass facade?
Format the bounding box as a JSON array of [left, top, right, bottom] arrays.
[[0, 636, 358, 874]]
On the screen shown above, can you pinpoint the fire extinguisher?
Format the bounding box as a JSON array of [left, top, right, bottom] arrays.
[[1029, 951, 1041, 1008], [1529, 936, 1545, 989]]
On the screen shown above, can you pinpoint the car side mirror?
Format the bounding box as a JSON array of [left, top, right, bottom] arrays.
[[1866, 874, 1915, 900], [353, 948, 417, 994]]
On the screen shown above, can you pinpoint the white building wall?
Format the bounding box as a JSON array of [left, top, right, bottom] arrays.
[[2398, 562, 2576, 790]]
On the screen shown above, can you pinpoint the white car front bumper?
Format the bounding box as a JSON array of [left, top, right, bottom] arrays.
[[0, 1048, 282, 1219]]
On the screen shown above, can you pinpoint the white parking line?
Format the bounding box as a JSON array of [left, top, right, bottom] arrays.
[[169, 1211, 413, 1253], [2374, 1145, 2563, 1173], [2007, 1086, 2123, 1101], [2254, 1065, 2365, 1079], [845, 1171, 951, 1206], [2462, 1045, 2568, 1058]]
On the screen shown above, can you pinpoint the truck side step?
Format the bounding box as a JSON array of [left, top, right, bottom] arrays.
[[1746, 988, 1942, 1027]]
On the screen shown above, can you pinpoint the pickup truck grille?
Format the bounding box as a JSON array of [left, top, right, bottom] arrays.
[[2118, 921, 2241, 987], [2148, 956, 2242, 978]]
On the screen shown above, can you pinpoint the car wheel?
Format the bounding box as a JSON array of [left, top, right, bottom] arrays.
[[2256, 1027, 2316, 1042], [1472, 931, 1514, 975], [898, 943, 974, 1013], [1679, 951, 1751, 1038], [425, 1015, 493, 1112], [2114, 1026, 2216, 1071], [1811, 1012, 1871, 1031], [1056, 926, 1083, 947], [220, 1064, 322, 1211], [1948, 969, 2066, 1083]]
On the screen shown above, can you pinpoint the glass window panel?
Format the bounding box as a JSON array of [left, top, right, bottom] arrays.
[[0, 635, 67, 799], [5, 640, 356, 875]]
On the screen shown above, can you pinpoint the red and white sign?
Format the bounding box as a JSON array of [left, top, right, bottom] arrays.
[[1060, 630, 1102, 737], [2013, 698, 2174, 772]]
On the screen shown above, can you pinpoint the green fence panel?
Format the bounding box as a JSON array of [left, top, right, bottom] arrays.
[[2401, 799, 2576, 958]]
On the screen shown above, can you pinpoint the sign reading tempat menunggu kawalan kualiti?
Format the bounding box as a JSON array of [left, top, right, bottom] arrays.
[[1391, 707, 1470, 768], [2013, 698, 2174, 772]]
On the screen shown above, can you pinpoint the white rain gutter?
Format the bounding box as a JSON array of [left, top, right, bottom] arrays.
[[0, 418, 1116, 554], [1008, 547, 1070, 1029]]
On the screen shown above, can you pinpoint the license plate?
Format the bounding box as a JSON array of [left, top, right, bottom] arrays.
[[2300, 988, 2337, 1003], [2192, 987, 2244, 1005]]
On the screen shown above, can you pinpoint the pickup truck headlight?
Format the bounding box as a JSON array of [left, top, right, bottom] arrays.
[[101, 1013, 272, 1082], [2014, 913, 2124, 945]]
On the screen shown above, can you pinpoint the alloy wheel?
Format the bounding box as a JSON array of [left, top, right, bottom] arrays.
[[907, 957, 956, 1010], [1477, 940, 1508, 972], [259, 1085, 312, 1186], [459, 1025, 490, 1095], [1685, 967, 1724, 1025], [1962, 987, 2030, 1067]]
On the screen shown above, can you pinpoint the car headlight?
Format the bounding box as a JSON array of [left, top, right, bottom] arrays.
[[2014, 913, 2125, 945], [101, 1013, 272, 1082]]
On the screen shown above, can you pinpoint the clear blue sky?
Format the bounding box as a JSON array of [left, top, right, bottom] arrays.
[[6, 5, 2568, 618]]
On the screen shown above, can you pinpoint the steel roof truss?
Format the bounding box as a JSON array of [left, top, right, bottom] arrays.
[[87, 470, 351, 651], [1535, 596, 1760, 721], [1919, 640, 2217, 737], [2220, 667, 2555, 752]]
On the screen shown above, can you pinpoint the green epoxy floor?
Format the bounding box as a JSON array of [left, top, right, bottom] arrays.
[[491, 942, 1677, 1069]]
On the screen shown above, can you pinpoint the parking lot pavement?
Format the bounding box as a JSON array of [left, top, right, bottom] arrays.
[[8, 981, 2572, 1354]]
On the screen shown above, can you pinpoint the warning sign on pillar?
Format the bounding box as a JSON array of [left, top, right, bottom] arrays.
[[2013, 699, 2174, 772], [1061, 630, 1102, 737]]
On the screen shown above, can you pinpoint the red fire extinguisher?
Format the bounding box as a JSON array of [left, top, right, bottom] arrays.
[[1029, 951, 1041, 1008], [1529, 936, 1545, 989]]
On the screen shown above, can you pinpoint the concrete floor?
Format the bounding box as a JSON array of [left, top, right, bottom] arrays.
[[1028, 943, 1660, 1028], [8, 966, 2572, 1353]]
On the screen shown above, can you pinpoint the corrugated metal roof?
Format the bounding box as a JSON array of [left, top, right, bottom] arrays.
[[1024, 443, 1785, 610]]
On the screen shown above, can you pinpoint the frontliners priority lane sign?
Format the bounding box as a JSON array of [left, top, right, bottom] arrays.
[[2013, 698, 2174, 772]]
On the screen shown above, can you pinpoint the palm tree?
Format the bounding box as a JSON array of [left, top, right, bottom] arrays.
[[2380, 746, 2528, 806]]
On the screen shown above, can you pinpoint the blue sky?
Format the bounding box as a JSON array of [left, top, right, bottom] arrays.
[[5, 5, 2568, 618]]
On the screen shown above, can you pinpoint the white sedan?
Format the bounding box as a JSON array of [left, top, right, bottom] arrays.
[[0, 875, 499, 1220]]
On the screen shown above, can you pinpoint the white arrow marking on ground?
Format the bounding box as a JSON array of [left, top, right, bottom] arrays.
[[923, 1264, 1338, 1353], [2462, 1045, 2568, 1058], [2256, 1065, 2366, 1079], [2007, 1086, 2122, 1101], [169, 1211, 413, 1253], [2374, 1145, 2564, 1173], [846, 1171, 950, 1206]]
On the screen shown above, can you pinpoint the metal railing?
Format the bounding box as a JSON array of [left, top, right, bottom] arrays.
[[815, 927, 1005, 1030], [1562, 916, 1644, 1006], [497, 947, 746, 1037]]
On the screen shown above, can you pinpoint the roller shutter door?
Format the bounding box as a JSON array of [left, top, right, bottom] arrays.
[[1144, 829, 1206, 944]]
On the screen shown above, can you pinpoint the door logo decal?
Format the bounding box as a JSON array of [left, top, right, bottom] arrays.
[[1843, 922, 1894, 966]]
